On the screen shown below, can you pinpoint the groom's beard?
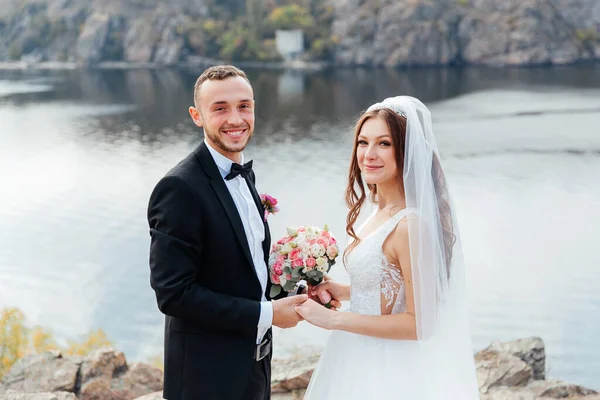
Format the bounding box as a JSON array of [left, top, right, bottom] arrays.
[[204, 124, 254, 154]]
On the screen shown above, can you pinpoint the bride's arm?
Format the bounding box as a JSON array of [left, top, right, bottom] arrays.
[[331, 310, 416, 340], [295, 223, 417, 340]]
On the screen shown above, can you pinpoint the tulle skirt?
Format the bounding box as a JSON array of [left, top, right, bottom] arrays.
[[304, 330, 480, 400]]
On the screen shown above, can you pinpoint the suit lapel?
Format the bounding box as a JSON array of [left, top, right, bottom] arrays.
[[194, 143, 257, 278], [247, 171, 272, 280], [246, 172, 266, 225]]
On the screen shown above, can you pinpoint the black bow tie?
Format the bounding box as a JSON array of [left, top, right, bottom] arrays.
[[225, 160, 253, 180]]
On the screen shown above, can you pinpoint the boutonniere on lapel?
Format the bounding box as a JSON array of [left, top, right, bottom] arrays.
[[259, 194, 279, 222]]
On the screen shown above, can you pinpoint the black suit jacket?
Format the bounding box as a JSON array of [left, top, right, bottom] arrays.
[[148, 142, 279, 399]]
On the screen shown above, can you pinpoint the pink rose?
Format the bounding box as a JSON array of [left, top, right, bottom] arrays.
[[289, 248, 301, 261], [276, 255, 285, 264], [321, 230, 331, 239], [317, 237, 330, 247], [297, 226, 306, 232], [273, 263, 283, 275], [266, 195, 278, 205], [330, 237, 337, 245], [305, 257, 316, 268], [271, 274, 280, 284], [260, 194, 278, 206], [292, 259, 304, 268]]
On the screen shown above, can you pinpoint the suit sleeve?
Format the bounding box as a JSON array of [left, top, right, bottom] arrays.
[[148, 175, 260, 333]]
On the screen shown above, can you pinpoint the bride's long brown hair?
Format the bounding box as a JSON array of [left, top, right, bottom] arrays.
[[344, 108, 455, 276]]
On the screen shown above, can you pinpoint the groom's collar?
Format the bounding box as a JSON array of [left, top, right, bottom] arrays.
[[203, 139, 245, 180]]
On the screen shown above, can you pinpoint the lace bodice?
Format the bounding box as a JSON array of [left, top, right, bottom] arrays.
[[346, 209, 415, 316]]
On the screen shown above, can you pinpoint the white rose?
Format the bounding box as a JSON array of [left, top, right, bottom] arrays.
[[326, 245, 339, 260], [311, 243, 326, 258], [281, 243, 293, 255], [316, 257, 328, 272], [269, 252, 277, 264], [305, 227, 317, 240], [286, 227, 298, 237]]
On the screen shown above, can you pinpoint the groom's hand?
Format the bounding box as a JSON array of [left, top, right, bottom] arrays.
[[272, 294, 308, 329]]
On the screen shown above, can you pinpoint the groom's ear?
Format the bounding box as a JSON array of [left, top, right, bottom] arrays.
[[189, 106, 203, 128]]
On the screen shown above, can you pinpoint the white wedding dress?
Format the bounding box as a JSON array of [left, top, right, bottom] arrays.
[[304, 208, 480, 399]]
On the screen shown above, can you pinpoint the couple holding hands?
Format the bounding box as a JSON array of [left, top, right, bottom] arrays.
[[148, 65, 479, 400]]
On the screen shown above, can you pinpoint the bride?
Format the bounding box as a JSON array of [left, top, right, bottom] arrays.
[[294, 96, 480, 399]]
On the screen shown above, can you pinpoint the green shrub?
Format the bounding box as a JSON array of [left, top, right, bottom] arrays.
[[268, 5, 315, 30]]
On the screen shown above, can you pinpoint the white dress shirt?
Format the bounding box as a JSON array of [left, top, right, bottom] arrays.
[[205, 140, 272, 344]]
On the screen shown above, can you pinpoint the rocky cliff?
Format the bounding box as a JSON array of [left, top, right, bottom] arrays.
[[0, 0, 204, 65], [328, 0, 600, 67], [0, 0, 599, 67]]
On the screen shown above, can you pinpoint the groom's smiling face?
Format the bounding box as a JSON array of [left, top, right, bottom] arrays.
[[190, 76, 255, 162]]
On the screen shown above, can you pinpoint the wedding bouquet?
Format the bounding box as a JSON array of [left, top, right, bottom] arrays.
[[268, 225, 339, 299]]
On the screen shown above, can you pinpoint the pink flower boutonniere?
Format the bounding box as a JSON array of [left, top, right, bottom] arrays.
[[260, 194, 279, 222]]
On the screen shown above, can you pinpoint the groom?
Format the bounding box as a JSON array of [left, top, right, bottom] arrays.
[[147, 65, 308, 400]]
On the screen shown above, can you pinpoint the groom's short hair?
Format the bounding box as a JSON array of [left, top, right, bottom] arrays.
[[193, 65, 251, 106]]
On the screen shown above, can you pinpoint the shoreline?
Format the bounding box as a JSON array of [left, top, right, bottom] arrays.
[[1, 59, 598, 72], [0, 60, 331, 72]]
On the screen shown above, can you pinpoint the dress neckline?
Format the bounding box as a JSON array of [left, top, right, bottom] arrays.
[[358, 208, 410, 242]]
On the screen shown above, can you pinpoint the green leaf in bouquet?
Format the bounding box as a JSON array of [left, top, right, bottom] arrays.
[[324, 224, 329, 231], [283, 266, 293, 275], [280, 274, 287, 287], [270, 285, 282, 298], [306, 269, 319, 279], [292, 267, 303, 278], [306, 276, 321, 286], [283, 280, 297, 292], [306, 270, 323, 286]]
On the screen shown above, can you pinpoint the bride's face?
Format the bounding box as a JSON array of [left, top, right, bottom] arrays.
[[356, 116, 398, 185]]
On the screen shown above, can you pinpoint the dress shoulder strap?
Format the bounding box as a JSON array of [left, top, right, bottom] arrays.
[[370, 208, 418, 242], [390, 207, 418, 223]]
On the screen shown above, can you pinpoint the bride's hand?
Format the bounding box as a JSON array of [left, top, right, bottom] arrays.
[[308, 278, 349, 307], [293, 299, 337, 330], [306, 285, 341, 310]]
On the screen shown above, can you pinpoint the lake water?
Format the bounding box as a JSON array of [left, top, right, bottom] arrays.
[[1, 65, 599, 389]]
